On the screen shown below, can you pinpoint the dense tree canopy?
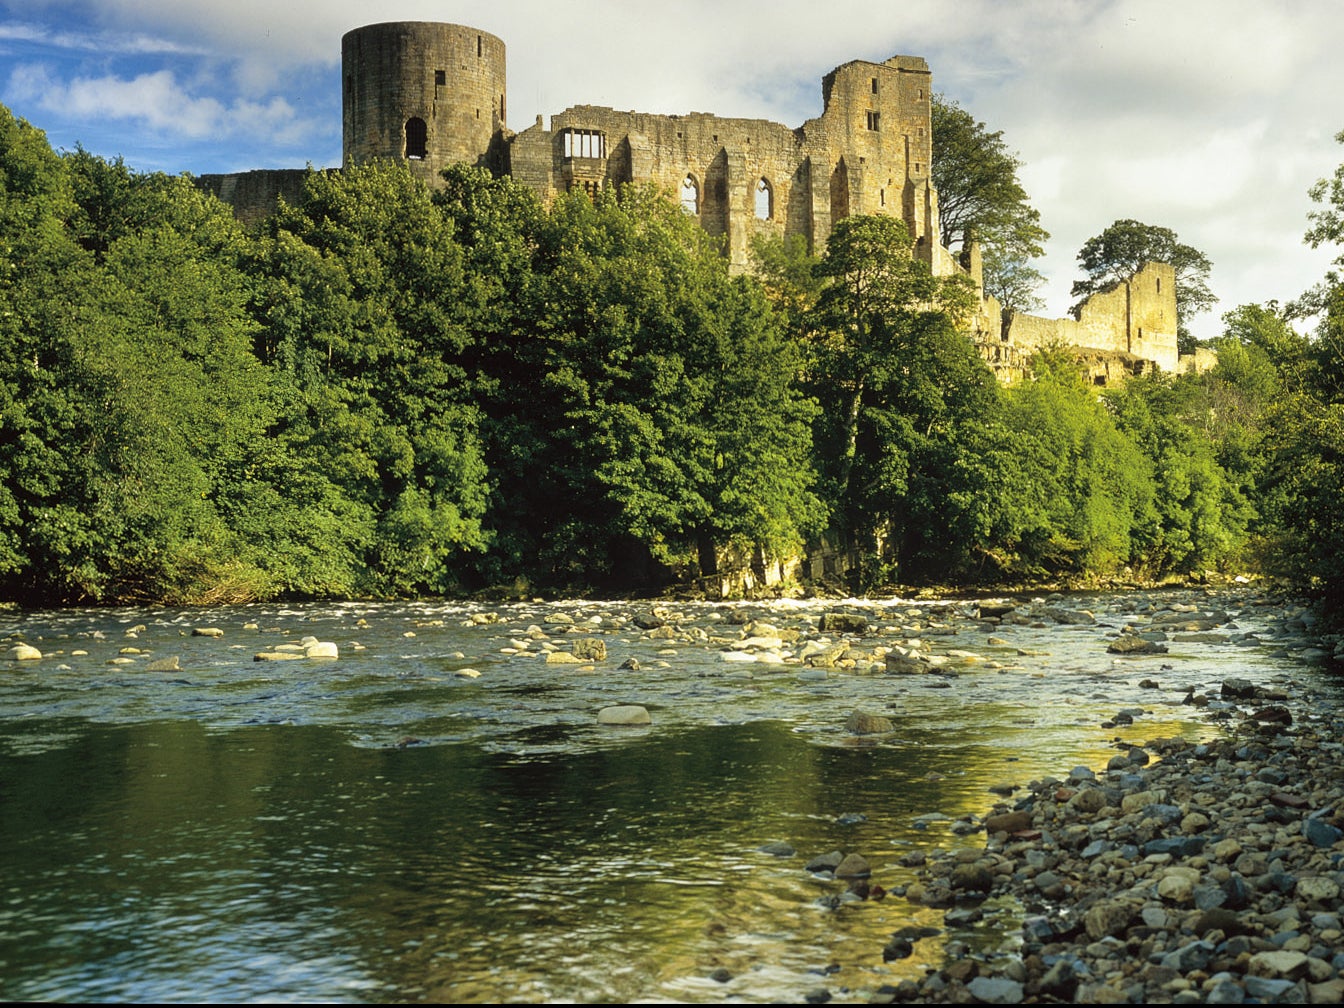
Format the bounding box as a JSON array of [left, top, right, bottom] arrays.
[[0, 99, 1318, 603]]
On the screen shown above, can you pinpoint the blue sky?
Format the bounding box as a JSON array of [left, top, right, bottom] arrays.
[[2, 0, 1342, 339]]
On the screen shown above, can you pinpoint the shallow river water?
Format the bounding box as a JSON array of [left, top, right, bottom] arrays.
[[0, 588, 1337, 1002]]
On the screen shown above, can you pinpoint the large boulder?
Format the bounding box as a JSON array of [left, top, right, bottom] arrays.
[[1107, 634, 1168, 655], [819, 612, 869, 634], [571, 637, 607, 662], [846, 710, 894, 734]]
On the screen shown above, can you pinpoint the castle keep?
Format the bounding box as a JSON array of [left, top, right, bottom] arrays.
[[200, 20, 1197, 384]]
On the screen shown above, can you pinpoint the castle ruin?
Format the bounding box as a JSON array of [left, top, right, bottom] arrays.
[[199, 20, 1208, 384]]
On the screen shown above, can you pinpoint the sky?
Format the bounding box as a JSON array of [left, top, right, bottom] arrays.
[[2, 0, 1342, 341]]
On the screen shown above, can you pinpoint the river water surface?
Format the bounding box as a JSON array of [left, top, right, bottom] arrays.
[[0, 589, 1335, 1002]]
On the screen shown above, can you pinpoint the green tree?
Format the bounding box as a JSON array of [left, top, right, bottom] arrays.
[[931, 95, 1049, 312], [1106, 374, 1251, 573], [1070, 219, 1214, 352], [1000, 353, 1159, 575], [255, 161, 490, 596], [804, 214, 1002, 584], [498, 184, 823, 588]]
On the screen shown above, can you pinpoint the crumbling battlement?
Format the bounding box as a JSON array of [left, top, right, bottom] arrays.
[[198, 20, 1208, 385]]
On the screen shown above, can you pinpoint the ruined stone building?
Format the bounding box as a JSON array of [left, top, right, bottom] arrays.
[[199, 20, 1207, 384]]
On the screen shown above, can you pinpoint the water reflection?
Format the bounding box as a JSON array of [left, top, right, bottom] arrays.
[[0, 590, 1328, 1002]]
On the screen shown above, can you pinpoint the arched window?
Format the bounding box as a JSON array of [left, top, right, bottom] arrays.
[[405, 117, 427, 160], [754, 178, 773, 220], [680, 174, 699, 214]]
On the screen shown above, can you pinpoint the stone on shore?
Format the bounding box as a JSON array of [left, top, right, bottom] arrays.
[[818, 612, 869, 634]]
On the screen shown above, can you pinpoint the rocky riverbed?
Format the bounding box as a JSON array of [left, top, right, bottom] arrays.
[[783, 589, 1344, 1005], [5, 582, 1342, 1004]]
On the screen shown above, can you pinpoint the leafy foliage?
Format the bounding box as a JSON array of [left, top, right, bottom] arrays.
[[931, 95, 1049, 312], [0, 98, 1281, 602]]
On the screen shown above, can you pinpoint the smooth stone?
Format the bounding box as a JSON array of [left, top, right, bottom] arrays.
[[8, 643, 42, 660], [965, 976, 1024, 1004], [834, 852, 871, 878], [304, 641, 338, 658], [597, 705, 650, 725], [192, 627, 224, 638]]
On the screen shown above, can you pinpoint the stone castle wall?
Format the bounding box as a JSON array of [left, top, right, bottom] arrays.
[[969, 262, 1183, 385], [342, 22, 506, 188], [505, 53, 938, 269], [197, 20, 1207, 385], [194, 169, 313, 227]]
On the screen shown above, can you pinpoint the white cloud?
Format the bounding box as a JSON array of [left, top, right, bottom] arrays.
[[4, 0, 1344, 333], [6, 61, 311, 145]]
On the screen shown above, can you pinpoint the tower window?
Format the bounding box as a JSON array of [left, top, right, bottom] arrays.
[[866, 110, 880, 131], [405, 117, 427, 159], [477, 35, 482, 57], [434, 69, 446, 86], [871, 77, 878, 94], [754, 178, 773, 220], [680, 175, 699, 214]]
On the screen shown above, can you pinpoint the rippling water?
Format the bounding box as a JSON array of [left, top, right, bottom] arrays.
[[0, 590, 1334, 1002]]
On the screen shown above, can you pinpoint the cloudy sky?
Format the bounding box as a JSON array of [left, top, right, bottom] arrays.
[[2, 0, 1341, 340]]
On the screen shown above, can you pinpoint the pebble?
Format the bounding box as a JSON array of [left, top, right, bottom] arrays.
[[891, 681, 1344, 1004]]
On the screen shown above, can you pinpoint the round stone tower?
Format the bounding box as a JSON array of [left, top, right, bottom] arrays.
[[342, 22, 506, 185]]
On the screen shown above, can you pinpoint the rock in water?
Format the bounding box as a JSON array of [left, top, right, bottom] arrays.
[[846, 710, 894, 734], [819, 612, 869, 634], [597, 705, 650, 725], [1107, 634, 1168, 654]]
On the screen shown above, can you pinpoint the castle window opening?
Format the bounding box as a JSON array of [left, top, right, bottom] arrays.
[[755, 178, 773, 220], [866, 110, 880, 131], [404, 117, 428, 159], [880, 187, 885, 207], [681, 175, 700, 214], [434, 69, 446, 86], [871, 77, 878, 94], [477, 35, 482, 57], [562, 129, 606, 159], [1157, 277, 1162, 293]]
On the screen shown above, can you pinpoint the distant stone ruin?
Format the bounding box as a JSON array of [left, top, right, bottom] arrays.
[[198, 21, 1212, 384]]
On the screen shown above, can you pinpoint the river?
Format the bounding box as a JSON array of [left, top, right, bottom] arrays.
[[0, 587, 1334, 1002]]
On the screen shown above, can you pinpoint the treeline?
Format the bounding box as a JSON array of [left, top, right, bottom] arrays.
[[1, 104, 1341, 606]]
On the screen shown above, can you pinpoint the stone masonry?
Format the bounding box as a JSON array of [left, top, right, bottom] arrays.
[[197, 20, 1207, 384]]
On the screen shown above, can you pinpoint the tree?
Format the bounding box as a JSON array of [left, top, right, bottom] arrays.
[[804, 214, 999, 583], [255, 161, 491, 596], [931, 95, 1049, 312], [1070, 219, 1214, 353]]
